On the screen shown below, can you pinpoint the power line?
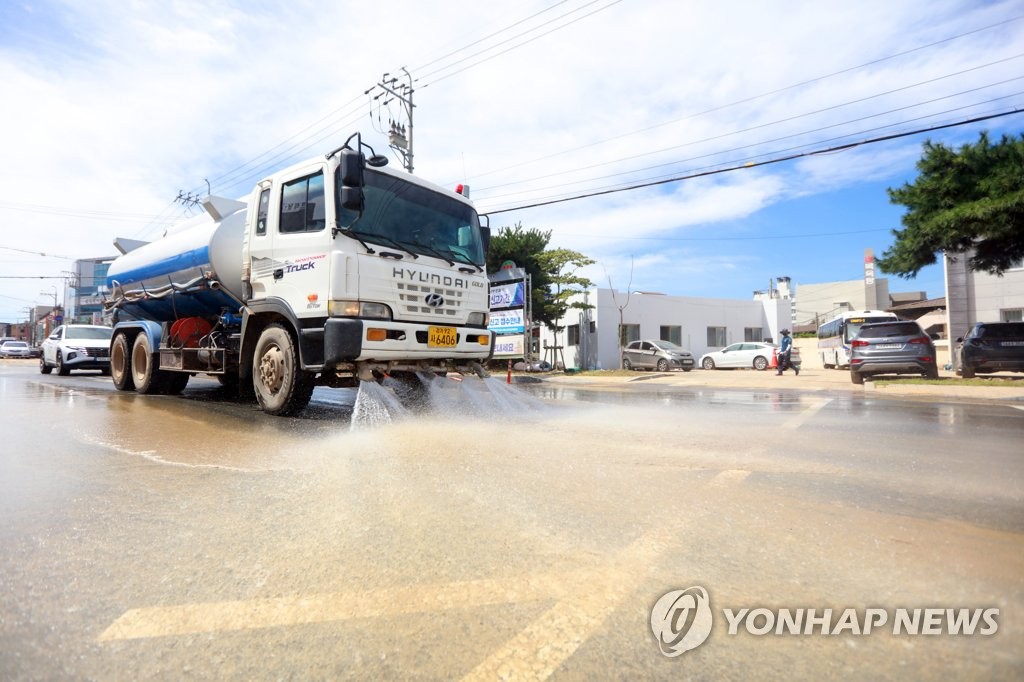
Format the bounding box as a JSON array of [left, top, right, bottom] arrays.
[[477, 87, 1024, 204], [481, 108, 1024, 215], [0, 246, 76, 260], [558, 228, 891, 242], [412, 0, 572, 73], [416, 0, 624, 87], [473, 58, 1024, 198], [455, 14, 1024, 184]]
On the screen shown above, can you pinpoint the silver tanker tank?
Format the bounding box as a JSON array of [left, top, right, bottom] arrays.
[[105, 196, 248, 321]]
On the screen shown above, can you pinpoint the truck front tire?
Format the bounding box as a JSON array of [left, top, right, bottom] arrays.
[[253, 324, 315, 416]]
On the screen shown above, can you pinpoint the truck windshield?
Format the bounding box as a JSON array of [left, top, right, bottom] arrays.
[[338, 169, 485, 266]]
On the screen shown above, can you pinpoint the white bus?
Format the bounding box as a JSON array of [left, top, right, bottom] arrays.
[[817, 310, 898, 369]]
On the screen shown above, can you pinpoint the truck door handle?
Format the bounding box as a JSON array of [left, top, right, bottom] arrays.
[[273, 269, 284, 280]]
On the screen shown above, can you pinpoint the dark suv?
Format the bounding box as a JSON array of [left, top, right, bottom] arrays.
[[957, 322, 1024, 378], [849, 320, 938, 384]]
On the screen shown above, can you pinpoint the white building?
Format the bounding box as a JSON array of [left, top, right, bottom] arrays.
[[793, 249, 890, 329], [536, 287, 792, 370], [944, 252, 1024, 366]]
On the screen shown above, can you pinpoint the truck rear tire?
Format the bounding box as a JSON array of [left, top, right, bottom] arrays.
[[111, 332, 134, 391], [253, 324, 315, 416], [131, 333, 170, 395]]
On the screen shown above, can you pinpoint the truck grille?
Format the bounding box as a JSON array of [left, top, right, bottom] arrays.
[[396, 282, 464, 319]]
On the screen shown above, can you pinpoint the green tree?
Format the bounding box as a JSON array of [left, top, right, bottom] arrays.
[[486, 223, 554, 328], [486, 224, 596, 365], [537, 247, 595, 349], [877, 132, 1024, 277]]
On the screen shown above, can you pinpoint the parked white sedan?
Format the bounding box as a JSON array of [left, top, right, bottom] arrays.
[[699, 342, 778, 371], [0, 340, 33, 358]]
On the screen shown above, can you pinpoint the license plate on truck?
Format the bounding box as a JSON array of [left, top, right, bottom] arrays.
[[428, 326, 457, 348]]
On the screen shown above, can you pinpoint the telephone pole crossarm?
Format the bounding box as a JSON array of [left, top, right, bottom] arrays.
[[373, 67, 415, 173]]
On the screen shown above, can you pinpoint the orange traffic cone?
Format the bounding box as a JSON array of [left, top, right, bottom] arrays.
[[771, 348, 778, 370]]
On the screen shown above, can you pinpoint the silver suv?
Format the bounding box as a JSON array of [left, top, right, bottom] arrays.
[[849, 320, 938, 384], [622, 339, 695, 372]]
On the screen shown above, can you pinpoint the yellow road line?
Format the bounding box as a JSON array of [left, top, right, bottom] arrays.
[[98, 569, 599, 642], [100, 468, 751, 680], [461, 469, 747, 681]]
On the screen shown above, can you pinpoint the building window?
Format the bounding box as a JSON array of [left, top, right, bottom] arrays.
[[589, 321, 596, 334], [619, 324, 640, 346], [744, 327, 763, 342], [567, 324, 580, 346], [660, 325, 682, 346], [707, 326, 727, 347], [1002, 309, 1024, 322]]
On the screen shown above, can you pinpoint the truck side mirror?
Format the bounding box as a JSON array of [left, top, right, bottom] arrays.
[[480, 226, 491, 255], [339, 148, 364, 188], [340, 186, 364, 212]]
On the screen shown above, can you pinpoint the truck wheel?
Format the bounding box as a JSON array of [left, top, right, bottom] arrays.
[[131, 333, 169, 394], [164, 372, 190, 395], [253, 324, 315, 416], [110, 332, 134, 391]]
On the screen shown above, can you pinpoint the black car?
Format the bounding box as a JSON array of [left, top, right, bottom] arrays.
[[849, 320, 938, 384], [957, 322, 1024, 378]]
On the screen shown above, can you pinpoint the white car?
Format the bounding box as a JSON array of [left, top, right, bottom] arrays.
[[0, 340, 33, 358], [40, 324, 113, 375], [700, 342, 780, 371]]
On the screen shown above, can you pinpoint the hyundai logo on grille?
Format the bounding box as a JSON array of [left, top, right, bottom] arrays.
[[425, 293, 446, 307]]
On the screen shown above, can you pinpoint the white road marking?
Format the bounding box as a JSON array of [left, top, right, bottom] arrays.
[[782, 398, 833, 430]]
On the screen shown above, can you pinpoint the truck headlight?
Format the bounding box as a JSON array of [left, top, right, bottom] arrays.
[[467, 312, 488, 327], [329, 300, 393, 320]]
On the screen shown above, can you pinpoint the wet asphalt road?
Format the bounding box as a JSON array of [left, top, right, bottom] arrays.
[[1, 361, 1022, 680]]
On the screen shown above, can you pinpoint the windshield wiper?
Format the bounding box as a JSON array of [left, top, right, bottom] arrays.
[[348, 229, 419, 260], [406, 241, 454, 266], [447, 249, 483, 272]]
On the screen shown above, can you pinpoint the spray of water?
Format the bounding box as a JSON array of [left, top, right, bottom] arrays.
[[350, 381, 411, 430], [349, 372, 544, 429]]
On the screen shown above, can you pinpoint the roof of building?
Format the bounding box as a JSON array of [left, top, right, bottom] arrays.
[[888, 296, 946, 312]]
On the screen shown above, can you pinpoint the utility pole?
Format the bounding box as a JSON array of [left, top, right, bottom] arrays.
[[367, 67, 415, 173]]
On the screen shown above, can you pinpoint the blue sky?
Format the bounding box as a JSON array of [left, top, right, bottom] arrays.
[[1, 0, 1022, 324]]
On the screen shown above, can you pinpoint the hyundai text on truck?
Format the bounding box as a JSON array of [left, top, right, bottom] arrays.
[[105, 134, 494, 415]]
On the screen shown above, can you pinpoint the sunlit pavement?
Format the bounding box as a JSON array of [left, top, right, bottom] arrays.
[[1, 361, 1022, 679]]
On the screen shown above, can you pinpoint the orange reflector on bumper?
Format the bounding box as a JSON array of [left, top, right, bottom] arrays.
[[366, 328, 387, 342]]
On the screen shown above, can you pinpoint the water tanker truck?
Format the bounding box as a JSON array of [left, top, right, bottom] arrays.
[[105, 134, 494, 415]]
